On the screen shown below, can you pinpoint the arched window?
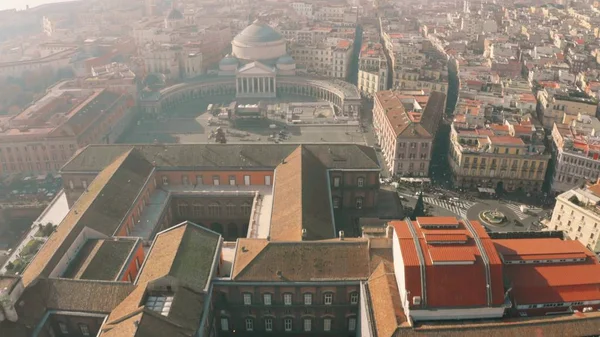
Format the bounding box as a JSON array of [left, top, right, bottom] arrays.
[[241, 202, 252, 216], [192, 203, 203, 217], [226, 203, 236, 216], [208, 202, 221, 216], [177, 202, 189, 216]]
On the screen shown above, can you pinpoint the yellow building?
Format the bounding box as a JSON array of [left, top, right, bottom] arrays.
[[393, 69, 448, 94], [448, 122, 551, 192]]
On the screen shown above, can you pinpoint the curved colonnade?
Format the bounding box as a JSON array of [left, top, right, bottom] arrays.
[[139, 76, 362, 116]]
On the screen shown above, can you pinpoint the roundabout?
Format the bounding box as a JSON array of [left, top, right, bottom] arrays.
[[479, 209, 508, 226]]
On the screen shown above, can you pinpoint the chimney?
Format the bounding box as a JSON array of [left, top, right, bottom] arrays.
[[339, 231, 345, 240]]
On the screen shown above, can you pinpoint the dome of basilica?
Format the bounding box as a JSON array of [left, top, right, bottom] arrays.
[[231, 20, 287, 62]]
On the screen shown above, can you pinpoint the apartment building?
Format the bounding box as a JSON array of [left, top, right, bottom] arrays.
[[373, 90, 447, 176], [0, 89, 134, 176], [357, 42, 388, 96], [448, 121, 550, 192], [0, 48, 76, 80], [538, 89, 599, 129], [289, 39, 353, 79], [549, 181, 600, 252], [393, 68, 448, 94], [551, 115, 600, 192]]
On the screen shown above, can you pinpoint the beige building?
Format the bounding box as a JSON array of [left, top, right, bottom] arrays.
[[358, 42, 388, 96], [393, 68, 448, 94], [549, 182, 600, 252], [0, 88, 134, 176], [373, 90, 446, 176], [538, 89, 599, 129], [289, 39, 353, 79], [448, 122, 551, 192]]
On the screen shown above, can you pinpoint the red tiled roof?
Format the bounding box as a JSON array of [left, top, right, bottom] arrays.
[[425, 233, 468, 243], [416, 217, 459, 226], [506, 263, 600, 304], [490, 124, 510, 132], [494, 238, 592, 259], [393, 218, 505, 308], [337, 39, 351, 49], [489, 136, 525, 146], [504, 253, 588, 261], [428, 246, 475, 263], [497, 238, 600, 305]]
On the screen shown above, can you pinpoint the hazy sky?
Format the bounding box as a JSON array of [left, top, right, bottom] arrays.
[[0, 0, 77, 11]]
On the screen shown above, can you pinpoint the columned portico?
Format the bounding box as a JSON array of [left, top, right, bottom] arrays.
[[236, 62, 277, 98]]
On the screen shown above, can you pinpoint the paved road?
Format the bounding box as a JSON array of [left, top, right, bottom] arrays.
[[397, 188, 545, 232]]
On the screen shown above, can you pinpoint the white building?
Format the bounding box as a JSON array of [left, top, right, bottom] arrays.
[[551, 116, 600, 192], [291, 2, 314, 18], [549, 183, 600, 252]]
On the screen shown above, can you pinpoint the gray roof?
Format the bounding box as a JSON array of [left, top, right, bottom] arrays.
[[136, 222, 221, 292], [166, 8, 183, 20], [219, 55, 239, 66], [277, 54, 295, 65], [61, 144, 380, 173], [234, 20, 283, 45]]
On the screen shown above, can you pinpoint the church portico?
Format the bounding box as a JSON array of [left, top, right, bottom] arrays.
[[235, 62, 277, 98]]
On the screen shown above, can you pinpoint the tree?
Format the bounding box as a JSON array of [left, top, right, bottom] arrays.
[[446, 58, 460, 117], [412, 193, 426, 219], [215, 127, 227, 144]]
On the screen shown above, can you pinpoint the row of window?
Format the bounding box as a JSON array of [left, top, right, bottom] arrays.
[[398, 153, 427, 160], [162, 174, 272, 186], [177, 201, 252, 217], [332, 176, 366, 188], [57, 322, 90, 336], [3, 162, 59, 173], [332, 196, 364, 209], [222, 317, 356, 333], [0, 143, 75, 153], [243, 292, 358, 306], [398, 142, 428, 149]]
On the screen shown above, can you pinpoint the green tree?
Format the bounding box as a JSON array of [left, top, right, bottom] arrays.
[[412, 193, 426, 219], [446, 58, 460, 117], [215, 127, 227, 144]]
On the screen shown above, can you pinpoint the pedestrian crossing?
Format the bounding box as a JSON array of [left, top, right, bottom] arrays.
[[504, 203, 529, 220], [423, 197, 475, 218]]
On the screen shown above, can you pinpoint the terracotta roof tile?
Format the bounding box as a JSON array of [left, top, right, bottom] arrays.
[[367, 262, 408, 337], [270, 146, 335, 241], [417, 216, 459, 226], [62, 144, 380, 173], [493, 238, 591, 259], [136, 222, 221, 292], [428, 246, 475, 263], [425, 234, 468, 243], [22, 148, 153, 287], [232, 240, 370, 281], [394, 218, 505, 308]]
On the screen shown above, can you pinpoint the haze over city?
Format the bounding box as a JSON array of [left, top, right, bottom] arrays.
[[0, 0, 600, 336], [0, 0, 77, 11]]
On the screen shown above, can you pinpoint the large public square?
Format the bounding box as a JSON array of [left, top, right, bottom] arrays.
[[122, 94, 370, 145]]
